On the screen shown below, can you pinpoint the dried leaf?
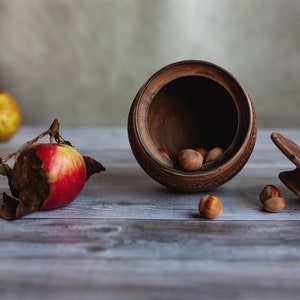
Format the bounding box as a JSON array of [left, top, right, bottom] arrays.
[[83, 156, 106, 181], [0, 148, 50, 220], [0, 193, 20, 220]]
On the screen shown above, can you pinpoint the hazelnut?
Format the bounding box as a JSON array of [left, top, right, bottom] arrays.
[[178, 149, 203, 171], [259, 184, 281, 204], [205, 147, 224, 162], [195, 147, 208, 159], [263, 196, 286, 213], [198, 194, 223, 219], [158, 148, 170, 160]]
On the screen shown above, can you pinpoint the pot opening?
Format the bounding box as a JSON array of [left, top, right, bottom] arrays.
[[147, 76, 239, 168]]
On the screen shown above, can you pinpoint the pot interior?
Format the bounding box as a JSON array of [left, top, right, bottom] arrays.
[[147, 76, 239, 161]]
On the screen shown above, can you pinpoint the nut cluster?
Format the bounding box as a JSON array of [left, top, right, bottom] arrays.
[[259, 185, 286, 213], [198, 194, 223, 219], [157, 146, 224, 172]]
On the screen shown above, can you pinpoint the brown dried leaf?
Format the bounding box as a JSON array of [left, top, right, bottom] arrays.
[[0, 148, 50, 220], [83, 156, 106, 181], [0, 193, 20, 220]]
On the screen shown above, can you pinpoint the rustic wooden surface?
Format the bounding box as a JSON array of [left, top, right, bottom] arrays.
[[1, 127, 300, 300]]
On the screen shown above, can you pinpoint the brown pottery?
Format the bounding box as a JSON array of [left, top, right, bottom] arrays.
[[128, 60, 257, 192], [271, 132, 300, 198]]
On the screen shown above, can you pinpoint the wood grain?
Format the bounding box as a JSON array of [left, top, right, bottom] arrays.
[[1, 127, 300, 300]]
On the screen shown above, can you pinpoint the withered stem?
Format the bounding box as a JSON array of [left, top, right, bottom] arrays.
[[0, 119, 65, 163]]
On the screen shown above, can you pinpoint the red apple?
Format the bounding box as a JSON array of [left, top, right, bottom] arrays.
[[35, 143, 86, 210], [13, 143, 87, 211]]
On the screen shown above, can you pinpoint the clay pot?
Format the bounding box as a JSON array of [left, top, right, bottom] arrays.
[[128, 60, 257, 192]]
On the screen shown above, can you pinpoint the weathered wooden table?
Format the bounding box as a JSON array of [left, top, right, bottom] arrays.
[[1, 126, 300, 300]]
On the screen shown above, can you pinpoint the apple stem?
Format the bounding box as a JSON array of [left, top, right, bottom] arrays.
[[0, 119, 71, 164]]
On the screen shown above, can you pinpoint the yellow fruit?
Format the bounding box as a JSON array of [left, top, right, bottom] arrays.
[[0, 92, 21, 141]]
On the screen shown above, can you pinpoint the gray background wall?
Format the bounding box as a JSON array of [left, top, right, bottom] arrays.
[[0, 0, 299, 128]]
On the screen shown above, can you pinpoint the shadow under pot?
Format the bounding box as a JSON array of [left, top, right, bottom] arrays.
[[128, 60, 257, 192]]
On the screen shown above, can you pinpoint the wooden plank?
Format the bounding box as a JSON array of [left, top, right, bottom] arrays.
[[0, 218, 300, 260], [2, 164, 296, 221], [1, 258, 300, 300]]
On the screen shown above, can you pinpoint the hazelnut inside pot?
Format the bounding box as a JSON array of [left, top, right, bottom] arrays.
[[128, 60, 257, 192]]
